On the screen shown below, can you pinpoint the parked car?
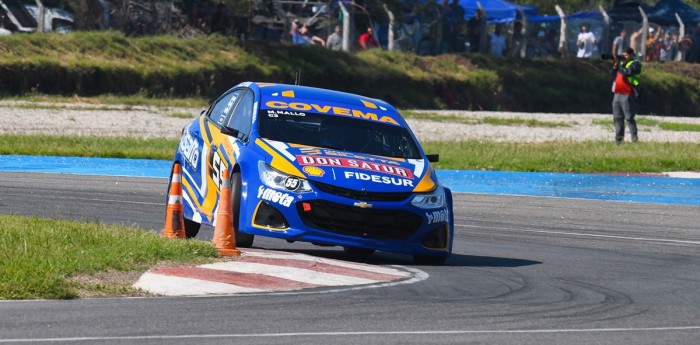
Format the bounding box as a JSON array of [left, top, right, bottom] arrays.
[[169, 81, 453, 264]]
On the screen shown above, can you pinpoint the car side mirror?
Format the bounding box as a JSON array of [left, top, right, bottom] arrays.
[[199, 109, 206, 116], [221, 126, 240, 137], [426, 154, 439, 163]]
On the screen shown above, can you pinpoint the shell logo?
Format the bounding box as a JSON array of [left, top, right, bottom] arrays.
[[303, 166, 325, 177]]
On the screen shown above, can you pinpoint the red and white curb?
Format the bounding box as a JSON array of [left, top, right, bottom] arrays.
[[134, 248, 414, 296]]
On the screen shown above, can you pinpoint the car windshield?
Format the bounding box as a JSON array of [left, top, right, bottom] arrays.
[[258, 110, 422, 159]]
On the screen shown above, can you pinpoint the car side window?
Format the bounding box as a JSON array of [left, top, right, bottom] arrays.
[[207, 90, 243, 126], [226, 90, 254, 140]]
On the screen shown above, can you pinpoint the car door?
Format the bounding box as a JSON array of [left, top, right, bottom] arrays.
[[199, 89, 244, 219]]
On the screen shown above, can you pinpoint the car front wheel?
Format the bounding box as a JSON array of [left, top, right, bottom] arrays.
[[231, 170, 254, 247]]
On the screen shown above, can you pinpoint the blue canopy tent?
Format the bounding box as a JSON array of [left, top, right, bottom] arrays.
[[459, 0, 537, 24], [608, 0, 652, 23], [647, 0, 700, 26], [528, 11, 603, 23]]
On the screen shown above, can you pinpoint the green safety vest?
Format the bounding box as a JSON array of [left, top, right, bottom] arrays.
[[625, 60, 641, 86]]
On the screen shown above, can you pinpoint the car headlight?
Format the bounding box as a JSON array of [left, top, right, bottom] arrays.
[[258, 161, 312, 193], [410, 185, 446, 209]]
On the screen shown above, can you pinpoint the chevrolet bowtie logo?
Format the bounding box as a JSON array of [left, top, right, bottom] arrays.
[[353, 201, 373, 209]]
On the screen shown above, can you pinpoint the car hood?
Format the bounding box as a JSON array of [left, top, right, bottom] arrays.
[[257, 139, 436, 193]]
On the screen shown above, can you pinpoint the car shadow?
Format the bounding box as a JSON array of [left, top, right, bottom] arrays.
[[252, 247, 540, 268]]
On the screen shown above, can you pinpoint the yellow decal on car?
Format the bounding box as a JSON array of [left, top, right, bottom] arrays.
[[360, 99, 377, 109], [264, 101, 399, 125], [255, 138, 304, 177], [413, 166, 437, 193]]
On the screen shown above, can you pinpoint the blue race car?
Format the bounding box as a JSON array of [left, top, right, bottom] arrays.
[[170, 82, 453, 264]]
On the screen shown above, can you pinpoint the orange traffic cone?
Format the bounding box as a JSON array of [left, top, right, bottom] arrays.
[[213, 167, 241, 256], [163, 163, 186, 239]]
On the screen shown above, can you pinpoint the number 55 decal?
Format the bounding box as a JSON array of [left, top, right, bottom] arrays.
[[209, 148, 226, 191]]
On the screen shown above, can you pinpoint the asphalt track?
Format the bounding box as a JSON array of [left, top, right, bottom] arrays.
[[1, 170, 699, 344]]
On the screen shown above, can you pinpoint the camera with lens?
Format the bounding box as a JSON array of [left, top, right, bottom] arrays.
[[601, 54, 624, 61]]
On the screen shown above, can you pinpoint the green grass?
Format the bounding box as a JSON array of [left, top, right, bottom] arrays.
[[593, 117, 700, 132], [168, 112, 199, 119], [0, 215, 218, 300], [2, 134, 698, 173], [0, 94, 209, 109], [0, 135, 178, 160], [2, 31, 698, 116], [422, 140, 700, 173], [402, 111, 570, 128], [481, 116, 571, 128]]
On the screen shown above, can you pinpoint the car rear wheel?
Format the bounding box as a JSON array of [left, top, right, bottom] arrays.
[[231, 170, 254, 247], [184, 218, 201, 238]]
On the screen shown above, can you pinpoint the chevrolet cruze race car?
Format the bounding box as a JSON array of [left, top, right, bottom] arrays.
[[170, 82, 453, 264]]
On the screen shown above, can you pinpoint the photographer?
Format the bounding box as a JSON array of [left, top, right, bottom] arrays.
[[610, 48, 642, 144]]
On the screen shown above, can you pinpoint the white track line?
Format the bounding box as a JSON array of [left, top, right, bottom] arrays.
[[456, 223, 700, 245], [2, 326, 699, 343]]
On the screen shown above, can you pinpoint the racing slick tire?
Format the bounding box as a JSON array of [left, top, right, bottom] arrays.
[[184, 218, 201, 238], [231, 170, 254, 247]]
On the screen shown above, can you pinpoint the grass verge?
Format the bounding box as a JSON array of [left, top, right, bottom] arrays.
[[0, 215, 218, 300], [0, 135, 177, 160], [1, 134, 698, 173], [422, 140, 700, 173], [592, 117, 700, 132], [0, 94, 209, 109], [402, 110, 571, 128]]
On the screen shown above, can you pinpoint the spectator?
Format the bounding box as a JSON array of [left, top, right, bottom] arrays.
[[508, 20, 524, 58], [690, 24, 700, 63], [545, 28, 559, 57], [677, 35, 692, 62], [645, 26, 662, 62], [466, 9, 483, 53], [612, 28, 628, 56], [529, 31, 549, 58], [489, 25, 506, 56], [326, 25, 342, 51], [191, 0, 214, 31], [610, 48, 642, 144], [443, 0, 466, 53], [576, 23, 596, 58], [299, 24, 325, 47], [289, 19, 307, 44], [210, 2, 232, 36], [629, 26, 645, 59], [358, 26, 379, 50], [659, 31, 675, 62]]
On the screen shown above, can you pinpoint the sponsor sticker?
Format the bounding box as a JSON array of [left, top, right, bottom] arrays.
[[303, 166, 325, 177], [298, 155, 413, 178], [426, 209, 449, 224], [266, 109, 306, 117], [179, 131, 200, 169], [284, 176, 301, 191], [264, 100, 399, 126], [257, 186, 294, 207], [343, 171, 414, 187], [209, 150, 226, 190]]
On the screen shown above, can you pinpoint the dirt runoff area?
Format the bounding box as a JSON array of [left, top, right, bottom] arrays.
[[1, 101, 700, 143]]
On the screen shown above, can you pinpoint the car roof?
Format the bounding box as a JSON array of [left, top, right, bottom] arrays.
[[245, 82, 405, 127]]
